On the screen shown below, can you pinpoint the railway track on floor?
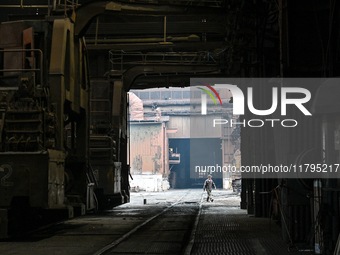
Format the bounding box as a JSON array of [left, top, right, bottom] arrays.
[[92, 189, 204, 255]]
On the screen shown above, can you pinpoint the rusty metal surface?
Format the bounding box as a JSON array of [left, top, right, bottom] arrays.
[[130, 122, 165, 175], [89, 77, 129, 208], [90, 79, 120, 191], [0, 17, 96, 238], [0, 150, 66, 209]]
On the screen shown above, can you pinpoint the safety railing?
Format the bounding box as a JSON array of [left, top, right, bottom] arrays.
[[0, 49, 43, 86], [109, 51, 219, 71], [0, 0, 222, 10], [120, 0, 225, 6], [0, 0, 81, 16], [54, 0, 80, 12], [0, 0, 49, 8]]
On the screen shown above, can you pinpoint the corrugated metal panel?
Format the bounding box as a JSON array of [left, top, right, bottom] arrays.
[[130, 122, 164, 174], [167, 115, 222, 138], [167, 116, 190, 138]]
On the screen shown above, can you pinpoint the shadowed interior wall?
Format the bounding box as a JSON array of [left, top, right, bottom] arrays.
[[169, 138, 222, 189]]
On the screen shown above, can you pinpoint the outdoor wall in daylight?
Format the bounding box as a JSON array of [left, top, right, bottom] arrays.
[[128, 92, 170, 192], [129, 88, 240, 190]]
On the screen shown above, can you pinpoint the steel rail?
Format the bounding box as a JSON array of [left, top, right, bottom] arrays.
[[92, 189, 200, 255], [184, 191, 204, 255]]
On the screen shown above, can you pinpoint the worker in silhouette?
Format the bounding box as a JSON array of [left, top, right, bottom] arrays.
[[203, 175, 216, 202]]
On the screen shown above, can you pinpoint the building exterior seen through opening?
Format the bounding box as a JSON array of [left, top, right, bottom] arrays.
[[129, 88, 241, 191]]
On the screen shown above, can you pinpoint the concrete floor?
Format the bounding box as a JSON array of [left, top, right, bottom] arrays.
[[0, 189, 313, 255]]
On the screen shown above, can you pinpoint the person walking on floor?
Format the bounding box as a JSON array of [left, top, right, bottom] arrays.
[[203, 175, 216, 202]]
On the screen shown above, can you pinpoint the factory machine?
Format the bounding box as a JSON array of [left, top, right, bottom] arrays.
[[0, 0, 227, 238], [0, 11, 129, 238]]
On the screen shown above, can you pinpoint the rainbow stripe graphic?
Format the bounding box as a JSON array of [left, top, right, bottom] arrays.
[[196, 82, 223, 106]]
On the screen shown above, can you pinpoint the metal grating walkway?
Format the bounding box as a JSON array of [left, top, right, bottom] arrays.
[[191, 203, 313, 255]]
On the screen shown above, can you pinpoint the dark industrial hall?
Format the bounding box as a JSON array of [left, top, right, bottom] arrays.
[[0, 0, 340, 254]]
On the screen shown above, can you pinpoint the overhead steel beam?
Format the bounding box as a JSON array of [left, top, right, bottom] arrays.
[[130, 73, 228, 89], [86, 35, 200, 44], [74, 1, 226, 37], [0, 5, 49, 8], [87, 41, 225, 51], [115, 64, 220, 91], [85, 22, 226, 36]]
